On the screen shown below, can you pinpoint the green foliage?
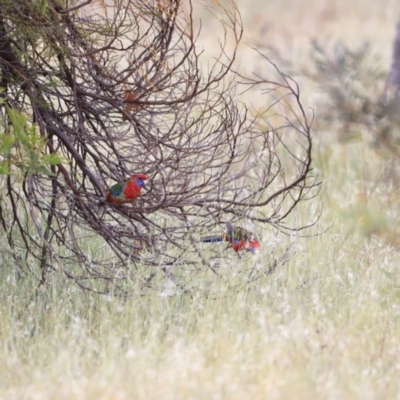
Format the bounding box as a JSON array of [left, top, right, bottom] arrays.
[[0, 107, 62, 177]]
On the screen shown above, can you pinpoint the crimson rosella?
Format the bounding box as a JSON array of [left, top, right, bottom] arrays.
[[201, 222, 261, 254], [97, 173, 147, 206]]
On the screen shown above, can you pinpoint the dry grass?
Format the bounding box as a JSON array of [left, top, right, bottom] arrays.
[[2, 0, 400, 398]]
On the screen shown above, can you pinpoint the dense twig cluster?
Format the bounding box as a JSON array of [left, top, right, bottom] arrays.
[[274, 28, 400, 247], [289, 39, 400, 148], [0, 0, 319, 294]]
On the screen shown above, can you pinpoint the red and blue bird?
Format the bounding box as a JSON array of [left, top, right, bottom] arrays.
[[201, 222, 262, 254], [97, 173, 147, 206]]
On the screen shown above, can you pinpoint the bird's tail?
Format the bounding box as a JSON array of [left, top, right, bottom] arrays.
[[225, 221, 234, 232], [201, 235, 224, 243], [96, 199, 106, 206]]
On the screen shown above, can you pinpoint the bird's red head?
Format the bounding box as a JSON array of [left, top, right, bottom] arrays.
[[248, 241, 261, 254], [130, 173, 147, 187]]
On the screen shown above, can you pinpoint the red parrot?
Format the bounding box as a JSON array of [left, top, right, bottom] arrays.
[[97, 173, 147, 206], [201, 222, 262, 254]]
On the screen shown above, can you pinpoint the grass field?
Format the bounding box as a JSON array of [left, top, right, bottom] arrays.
[[2, 1, 400, 398]]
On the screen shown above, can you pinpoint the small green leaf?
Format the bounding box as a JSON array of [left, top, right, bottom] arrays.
[[42, 153, 62, 165], [0, 134, 15, 153], [40, 0, 48, 14], [7, 107, 27, 135], [0, 163, 10, 175], [36, 165, 55, 176]]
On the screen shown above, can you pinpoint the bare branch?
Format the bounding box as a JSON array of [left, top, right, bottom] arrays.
[[0, 0, 320, 294]]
